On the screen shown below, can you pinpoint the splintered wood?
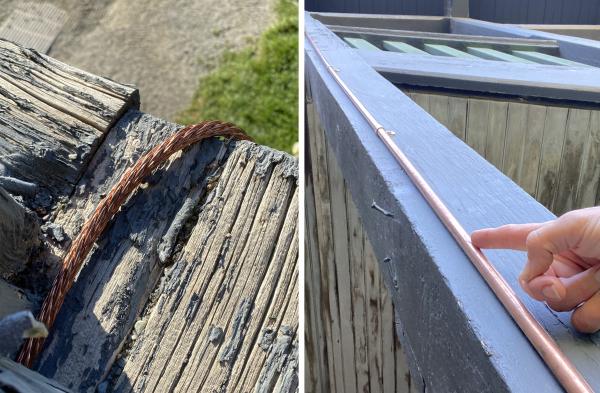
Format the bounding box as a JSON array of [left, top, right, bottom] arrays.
[[34, 112, 298, 393], [0, 38, 138, 198], [110, 145, 298, 393]]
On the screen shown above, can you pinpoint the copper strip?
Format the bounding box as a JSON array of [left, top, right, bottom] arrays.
[[305, 31, 593, 393], [18, 121, 251, 367]]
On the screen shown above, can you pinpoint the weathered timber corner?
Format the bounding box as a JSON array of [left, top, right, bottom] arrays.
[[0, 38, 298, 393]]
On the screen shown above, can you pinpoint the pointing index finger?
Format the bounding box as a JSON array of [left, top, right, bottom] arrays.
[[471, 223, 545, 251]]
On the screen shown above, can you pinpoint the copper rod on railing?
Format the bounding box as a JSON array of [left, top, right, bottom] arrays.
[[305, 31, 593, 393]]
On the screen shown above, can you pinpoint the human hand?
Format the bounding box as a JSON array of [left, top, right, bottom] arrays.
[[471, 207, 600, 333]]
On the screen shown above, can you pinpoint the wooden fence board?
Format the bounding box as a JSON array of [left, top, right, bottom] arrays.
[[466, 98, 489, 156], [575, 111, 600, 208], [484, 101, 508, 169], [520, 105, 546, 196], [555, 108, 591, 214]]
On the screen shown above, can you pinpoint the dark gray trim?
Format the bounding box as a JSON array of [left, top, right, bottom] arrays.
[[359, 49, 600, 104], [306, 12, 600, 392]]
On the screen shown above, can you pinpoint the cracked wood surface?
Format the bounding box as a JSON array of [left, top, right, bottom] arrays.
[[0, 38, 138, 199], [32, 110, 298, 393]]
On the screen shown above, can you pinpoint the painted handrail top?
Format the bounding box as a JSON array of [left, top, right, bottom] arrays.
[[360, 49, 600, 104]]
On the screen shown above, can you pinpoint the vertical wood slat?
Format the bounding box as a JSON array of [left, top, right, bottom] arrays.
[[307, 100, 342, 392], [555, 108, 591, 214], [520, 105, 546, 196], [327, 129, 358, 393], [404, 89, 600, 215], [485, 101, 509, 169], [447, 96, 468, 140], [537, 107, 569, 209], [346, 188, 370, 393], [305, 161, 328, 391], [502, 102, 529, 180], [576, 111, 600, 207], [466, 98, 490, 156], [306, 102, 412, 392]]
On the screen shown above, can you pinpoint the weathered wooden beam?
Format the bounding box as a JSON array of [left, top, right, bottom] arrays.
[[0, 39, 139, 200], [311, 13, 449, 33], [32, 110, 298, 393], [0, 187, 39, 278], [108, 145, 298, 392]]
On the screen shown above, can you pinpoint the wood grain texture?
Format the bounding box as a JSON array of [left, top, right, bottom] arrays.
[[0, 39, 138, 199], [305, 99, 413, 393], [109, 142, 298, 393], [35, 110, 298, 392], [403, 89, 600, 213]]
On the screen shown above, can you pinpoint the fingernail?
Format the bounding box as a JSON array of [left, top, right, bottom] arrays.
[[542, 285, 562, 302]]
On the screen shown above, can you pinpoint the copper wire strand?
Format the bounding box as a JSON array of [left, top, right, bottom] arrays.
[[305, 31, 593, 393], [17, 121, 251, 368]]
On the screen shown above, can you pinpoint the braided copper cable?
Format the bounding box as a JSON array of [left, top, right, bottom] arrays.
[[17, 121, 251, 368]]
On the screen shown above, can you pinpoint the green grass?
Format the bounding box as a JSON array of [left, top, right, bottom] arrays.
[[177, 0, 298, 153]]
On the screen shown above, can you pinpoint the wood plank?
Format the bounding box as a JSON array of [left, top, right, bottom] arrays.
[[467, 47, 535, 63], [447, 96, 468, 140], [519, 105, 546, 196], [555, 108, 591, 214], [365, 235, 382, 393], [575, 110, 600, 208], [427, 94, 450, 129], [382, 41, 427, 54], [345, 187, 369, 393], [0, 39, 138, 199], [310, 110, 345, 392], [484, 101, 509, 169], [305, 101, 331, 393], [536, 107, 569, 209], [511, 50, 587, 66], [410, 92, 430, 112], [423, 44, 477, 59], [502, 102, 528, 180], [381, 272, 395, 393], [344, 37, 379, 50], [326, 142, 357, 393], [465, 98, 490, 156]]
